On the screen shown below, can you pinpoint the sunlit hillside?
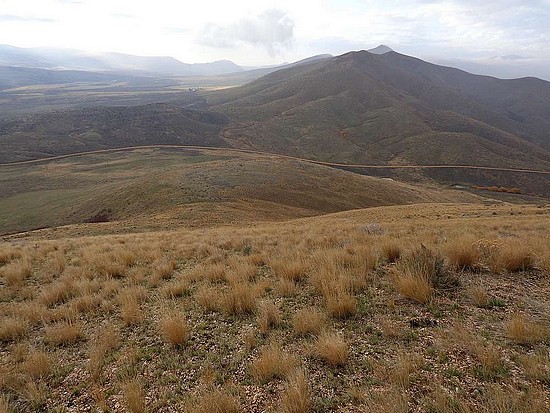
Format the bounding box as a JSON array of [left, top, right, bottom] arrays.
[[1, 203, 549, 412]]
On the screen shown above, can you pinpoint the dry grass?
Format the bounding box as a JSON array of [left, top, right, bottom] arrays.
[[506, 315, 547, 345], [381, 242, 401, 263], [160, 278, 190, 298], [426, 386, 471, 413], [23, 350, 53, 379], [445, 238, 480, 270], [222, 282, 259, 315], [195, 285, 221, 312], [40, 278, 75, 307], [89, 325, 120, 382], [159, 314, 190, 346], [270, 258, 307, 282], [469, 285, 490, 307], [122, 379, 146, 413], [392, 246, 448, 303], [256, 300, 281, 334], [473, 344, 507, 380], [250, 343, 297, 383], [194, 388, 241, 413], [275, 279, 297, 297], [118, 287, 147, 325], [519, 351, 550, 384], [498, 245, 535, 273], [280, 369, 311, 413], [0, 317, 28, 342], [1, 259, 31, 287], [365, 388, 408, 413], [0, 203, 548, 411], [383, 353, 420, 388], [481, 385, 547, 413], [314, 331, 349, 367], [43, 321, 83, 346], [325, 290, 357, 318], [292, 308, 327, 337]]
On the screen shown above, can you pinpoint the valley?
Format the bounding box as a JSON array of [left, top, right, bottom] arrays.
[[0, 44, 549, 413]]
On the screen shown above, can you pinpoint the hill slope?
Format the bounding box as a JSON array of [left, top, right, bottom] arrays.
[[0, 103, 227, 162], [210, 51, 550, 171], [0, 147, 482, 234]]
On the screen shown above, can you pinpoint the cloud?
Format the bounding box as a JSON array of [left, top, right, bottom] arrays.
[[199, 9, 294, 56], [0, 14, 55, 23]]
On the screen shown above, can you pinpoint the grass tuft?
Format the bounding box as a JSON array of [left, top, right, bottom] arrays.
[[250, 343, 297, 383], [314, 331, 349, 367], [159, 314, 190, 347]]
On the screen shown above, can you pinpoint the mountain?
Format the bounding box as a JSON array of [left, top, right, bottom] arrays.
[[367, 44, 393, 54], [210, 50, 550, 170], [0, 65, 145, 90], [0, 44, 244, 76]]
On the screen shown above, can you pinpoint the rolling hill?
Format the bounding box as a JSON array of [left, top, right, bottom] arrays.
[[0, 147, 483, 235]]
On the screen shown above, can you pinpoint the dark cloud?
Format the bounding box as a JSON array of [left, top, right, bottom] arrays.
[[0, 14, 55, 23], [199, 9, 294, 56]]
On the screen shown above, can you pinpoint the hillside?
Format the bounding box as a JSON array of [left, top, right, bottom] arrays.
[[1, 202, 548, 412], [0, 103, 227, 163], [210, 51, 550, 171], [0, 147, 483, 235]]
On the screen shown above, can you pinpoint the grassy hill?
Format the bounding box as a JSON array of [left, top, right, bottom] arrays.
[[209, 51, 550, 171], [0, 202, 548, 412], [0, 147, 483, 235]]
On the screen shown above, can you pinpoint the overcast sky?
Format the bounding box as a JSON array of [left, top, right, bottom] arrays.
[[1, 0, 549, 70]]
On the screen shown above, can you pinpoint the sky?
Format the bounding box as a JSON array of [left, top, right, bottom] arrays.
[[1, 0, 549, 75]]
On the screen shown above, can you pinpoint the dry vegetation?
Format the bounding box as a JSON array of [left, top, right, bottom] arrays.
[[0, 203, 549, 412]]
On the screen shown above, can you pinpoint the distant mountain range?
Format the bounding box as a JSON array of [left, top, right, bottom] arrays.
[[0, 44, 396, 78], [0, 44, 244, 76]]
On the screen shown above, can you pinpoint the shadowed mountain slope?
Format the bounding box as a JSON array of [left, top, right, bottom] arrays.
[[210, 51, 550, 171], [0, 103, 228, 162]]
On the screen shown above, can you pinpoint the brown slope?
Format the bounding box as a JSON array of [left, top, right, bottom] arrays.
[[0, 147, 482, 235], [209, 51, 550, 171]]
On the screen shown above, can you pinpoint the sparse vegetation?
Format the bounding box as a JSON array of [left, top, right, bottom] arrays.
[[0, 203, 548, 411]]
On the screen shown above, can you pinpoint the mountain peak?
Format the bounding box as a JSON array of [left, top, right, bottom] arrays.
[[367, 45, 394, 55]]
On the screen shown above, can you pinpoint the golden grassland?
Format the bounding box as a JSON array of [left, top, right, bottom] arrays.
[[0, 203, 549, 412]]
